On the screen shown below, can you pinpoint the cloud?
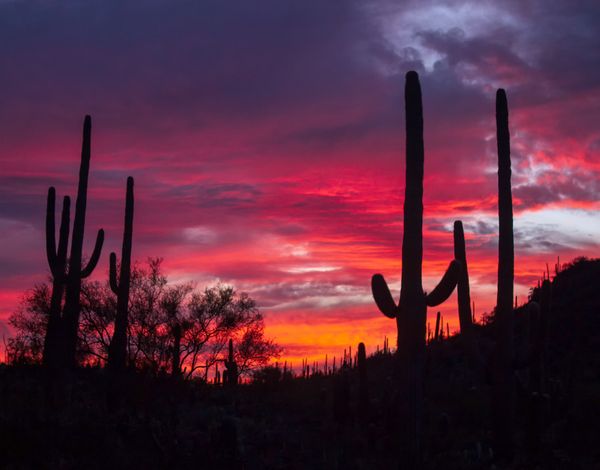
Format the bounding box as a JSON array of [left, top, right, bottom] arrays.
[[0, 0, 599, 360]]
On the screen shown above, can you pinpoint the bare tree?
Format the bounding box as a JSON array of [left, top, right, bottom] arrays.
[[8, 258, 281, 377], [178, 286, 281, 379], [236, 321, 282, 376]]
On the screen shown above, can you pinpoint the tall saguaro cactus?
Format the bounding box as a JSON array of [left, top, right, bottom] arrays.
[[108, 177, 135, 372], [42, 189, 71, 368], [492, 89, 515, 460], [371, 71, 460, 468], [62, 116, 105, 369]]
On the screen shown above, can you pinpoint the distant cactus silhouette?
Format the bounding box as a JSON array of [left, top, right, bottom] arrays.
[[108, 177, 134, 372], [370, 71, 460, 467], [492, 89, 515, 461], [42, 189, 70, 369], [46, 116, 104, 369], [434, 311, 441, 342], [357, 342, 368, 424], [223, 339, 238, 387], [214, 362, 221, 384]]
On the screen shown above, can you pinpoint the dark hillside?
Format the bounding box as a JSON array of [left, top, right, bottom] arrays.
[[1, 258, 599, 469]]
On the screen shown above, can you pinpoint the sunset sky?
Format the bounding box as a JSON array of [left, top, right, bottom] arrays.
[[1, 0, 599, 364]]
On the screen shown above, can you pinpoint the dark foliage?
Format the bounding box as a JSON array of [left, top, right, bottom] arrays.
[[1, 257, 598, 469]]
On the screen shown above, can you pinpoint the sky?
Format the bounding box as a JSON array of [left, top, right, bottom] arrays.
[[1, 0, 599, 364]]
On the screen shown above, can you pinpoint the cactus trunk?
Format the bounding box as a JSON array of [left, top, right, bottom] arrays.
[[399, 73, 427, 468], [224, 338, 238, 387], [453, 221, 473, 334], [42, 189, 70, 369], [108, 177, 135, 372], [371, 72, 460, 468], [492, 89, 515, 461], [61, 116, 105, 368]]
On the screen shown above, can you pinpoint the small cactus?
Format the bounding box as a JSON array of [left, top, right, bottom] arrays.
[[224, 339, 238, 387], [214, 362, 220, 384]]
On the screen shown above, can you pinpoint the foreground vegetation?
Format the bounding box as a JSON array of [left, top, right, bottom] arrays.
[[0, 258, 598, 469]]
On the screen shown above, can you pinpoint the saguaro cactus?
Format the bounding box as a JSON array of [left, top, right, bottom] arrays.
[[371, 71, 460, 467], [224, 339, 238, 387], [108, 177, 134, 372], [492, 89, 515, 460], [42, 189, 70, 368], [49, 116, 104, 369], [453, 221, 473, 334], [434, 311, 441, 342], [214, 362, 221, 384]]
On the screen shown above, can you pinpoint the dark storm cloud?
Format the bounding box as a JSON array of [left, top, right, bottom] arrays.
[[417, 27, 532, 85], [198, 183, 263, 209], [0, 0, 386, 133], [513, 169, 600, 208], [469, 220, 498, 236], [514, 227, 576, 253]]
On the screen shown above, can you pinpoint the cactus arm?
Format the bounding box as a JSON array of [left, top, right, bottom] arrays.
[[109, 252, 119, 294], [81, 228, 105, 278], [46, 187, 58, 275], [425, 260, 460, 307], [371, 274, 399, 318], [118, 176, 134, 293]]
